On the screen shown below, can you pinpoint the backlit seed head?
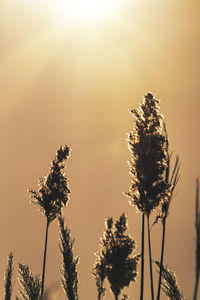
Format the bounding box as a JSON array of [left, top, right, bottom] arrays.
[[127, 93, 170, 215]]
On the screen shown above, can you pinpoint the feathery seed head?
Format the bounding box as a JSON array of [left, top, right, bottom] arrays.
[[59, 217, 79, 300], [18, 264, 41, 299], [154, 261, 185, 300], [127, 93, 170, 215], [29, 145, 71, 223], [94, 214, 139, 299], [4, 252, 14, 300]]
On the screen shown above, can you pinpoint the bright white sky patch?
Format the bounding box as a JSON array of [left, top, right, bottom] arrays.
[[49, 0, 123, 25]]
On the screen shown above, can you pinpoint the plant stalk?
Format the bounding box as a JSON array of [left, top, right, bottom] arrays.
[[156, 217, 166, 300], [147, 215, 154, 300], [193, 257, 199, 300], [193, 178, 200, 300], [41, 219, 50, 298], [140, 212, 145, 300], [98, 290, 103, 300]]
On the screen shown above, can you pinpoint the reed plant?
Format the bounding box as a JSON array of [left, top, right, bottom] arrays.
[[126, 93, 170, 300], [2, 94, 200, 300], [155, 153, 180, 300], [154, 261, 185, 300], [29, 145, 71, 297], [93, 214, 140, 300], [17, 263, 41, 299], [58, 216, 79, 300]]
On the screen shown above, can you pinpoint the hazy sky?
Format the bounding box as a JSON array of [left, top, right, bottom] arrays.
[[0, 0, 200, 299]]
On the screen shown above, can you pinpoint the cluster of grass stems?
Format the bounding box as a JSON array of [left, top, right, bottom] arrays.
[[3, 94, 200, 300]]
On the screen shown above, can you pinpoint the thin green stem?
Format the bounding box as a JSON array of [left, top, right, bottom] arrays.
[[140, 213, 145, 300], [156, 217, 166, 300], [41, 219, 50, 298], [147, 215, 154, 300]]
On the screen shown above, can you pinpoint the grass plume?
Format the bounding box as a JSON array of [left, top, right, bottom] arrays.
[[59, 217, 79, 300], [126, 93, 169, 215], [94, 214, 139, 300], [154, 261, 186, 300], [29, 145, 71, 297], [4, 252, 14, 300], [29, 145, 71, 223], [18, 263, 41, 300], [156, 153, 180, 300], [126, 93, 169, 300]]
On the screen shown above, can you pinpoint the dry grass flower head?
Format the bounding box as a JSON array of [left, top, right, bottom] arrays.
[[94, 214, 139, 300], [154, 261, 186, 300], [18, 263, 41, 300], [59, 217, 79, 300], [4, 252, 14, 300], [126, 93, 170, 215], [29, 145, 70, 223]]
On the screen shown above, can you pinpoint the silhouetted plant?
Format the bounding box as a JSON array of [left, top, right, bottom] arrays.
[[3, 97, 200, 300], [155, 150, 180, 300], [93, 257, 106, 300], [18, 263, 41, 300], [94, 214, 139, 300], [59, 216, 79, 300], [193, 178, 200, 300], [4, 252, 14, 300], [154, 261, 186, 300], [126, 93, 169, 300], [126, 93, 169, 215], [29, 145, 71, 297]]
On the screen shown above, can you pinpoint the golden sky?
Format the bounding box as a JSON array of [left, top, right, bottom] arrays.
[[0, 0, 200, 299]]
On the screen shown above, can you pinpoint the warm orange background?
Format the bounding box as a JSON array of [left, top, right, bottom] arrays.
[[0, 0, 199, 299]]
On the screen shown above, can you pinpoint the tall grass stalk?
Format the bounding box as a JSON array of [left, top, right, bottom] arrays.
[[156, 154, 180, 300], [126, 93, 169, 299], [147, 215, 154, 300], [193, 178, 200, 300], [29, 145, 71, 298], [140, 213, 145, 300], [41, 220, 50, 297], [156, 217, 166, 300]]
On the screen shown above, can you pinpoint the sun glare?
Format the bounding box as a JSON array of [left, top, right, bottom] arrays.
[[51, 0, 122, 25]]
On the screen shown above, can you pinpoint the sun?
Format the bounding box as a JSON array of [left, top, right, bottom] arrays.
[[50, 0, 122, 25]]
